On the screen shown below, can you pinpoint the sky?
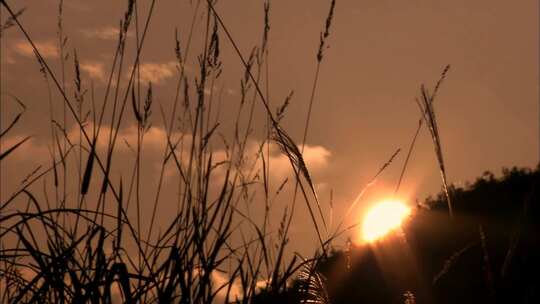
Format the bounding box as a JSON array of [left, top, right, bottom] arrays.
[[1, 0, 538, 254]]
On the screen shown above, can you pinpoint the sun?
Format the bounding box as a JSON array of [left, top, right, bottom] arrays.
[[361, 199, 411, 243]]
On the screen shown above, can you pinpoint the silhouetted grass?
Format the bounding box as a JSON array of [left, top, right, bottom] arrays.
[[3, 0, 521, 303], [0, 0, 345, 302]]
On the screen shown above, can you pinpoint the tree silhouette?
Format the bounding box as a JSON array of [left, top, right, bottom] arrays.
[[256, 166, 540, 303]]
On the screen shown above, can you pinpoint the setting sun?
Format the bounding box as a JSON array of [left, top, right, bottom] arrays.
[[362, 200, 411, 242]]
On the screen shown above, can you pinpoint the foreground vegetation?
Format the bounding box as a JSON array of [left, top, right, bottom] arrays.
[[1, 0, 339, 302]]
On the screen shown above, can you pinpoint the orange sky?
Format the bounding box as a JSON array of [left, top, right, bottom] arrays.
[[1, 0, 538, 253]]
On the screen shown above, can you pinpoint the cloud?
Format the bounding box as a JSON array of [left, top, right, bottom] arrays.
[[247, 141, 332, 182], [134, 62, 178, 85], [211, 271, 243, 302], [80, 62, 106, 82], [64, 123, 332, 192], [0, 135, 50, 163], [13, 40, 58, 59], [116, 125, 187, 154], [206, 140, 332, 191], [67, 124, 189, 162], [111, 126, 331, 187], [80, 26, 131, 40], [301, 145, 332, 170], [206, 270, 270, 302]]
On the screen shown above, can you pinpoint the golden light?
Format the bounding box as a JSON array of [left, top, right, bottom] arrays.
[[361, 199, 411, 243]]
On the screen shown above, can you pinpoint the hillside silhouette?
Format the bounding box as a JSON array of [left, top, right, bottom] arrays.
[[256, 166, 540, 303]]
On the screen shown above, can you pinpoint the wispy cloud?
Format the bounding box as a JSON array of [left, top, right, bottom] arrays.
[[134, 61, 178, 85], [0, 135, 49, 163], [64, 123, 331, 190], [80, 62, 106, 82], [13, 40, 58, 59], [80, 26, 131, 40], [67, 124, 185, 156], [211, 271, 243, 302], [208, 140, 332, 188], [262, 142, 332, 181], [118, 125, 183, 153]]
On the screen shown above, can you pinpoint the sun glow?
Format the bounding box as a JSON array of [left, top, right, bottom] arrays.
[[362, 200, 411, 243]]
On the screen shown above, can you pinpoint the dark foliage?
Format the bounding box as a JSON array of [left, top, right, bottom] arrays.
[[261, 166, 540, 303]]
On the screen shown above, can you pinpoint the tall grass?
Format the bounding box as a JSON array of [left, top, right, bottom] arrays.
[[414, 65, 453, 217], [0, 0, 461, 302], [0, 0, 344, 302]]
